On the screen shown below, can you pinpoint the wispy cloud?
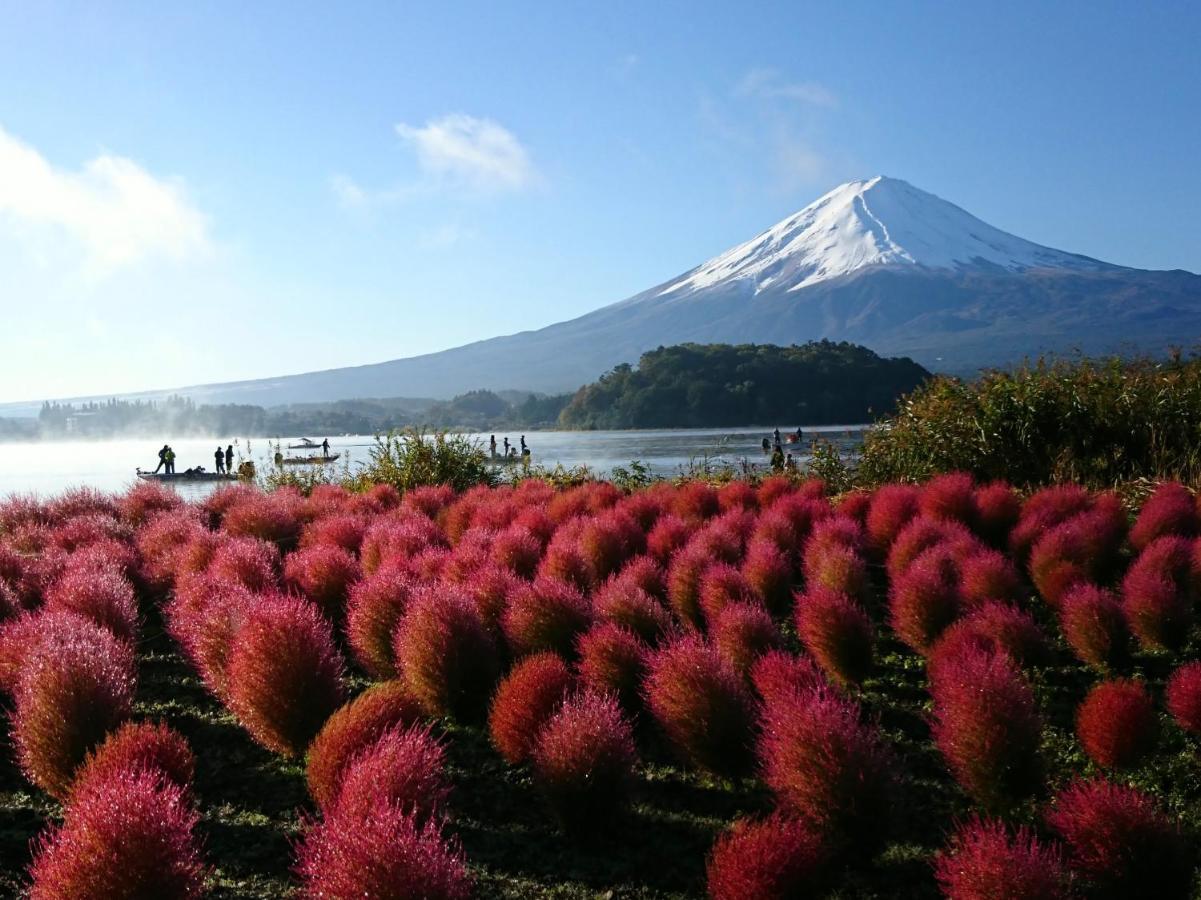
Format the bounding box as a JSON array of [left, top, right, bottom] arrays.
[[395, 114, 536, 192], [734, 69, 838, 108], [0, 124, 210, 274]]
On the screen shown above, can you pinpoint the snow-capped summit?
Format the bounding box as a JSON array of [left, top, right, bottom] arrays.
[[661, 176, 1107, 296]]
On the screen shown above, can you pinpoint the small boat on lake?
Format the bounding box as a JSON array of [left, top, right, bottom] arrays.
[[488, 452, 531, 466], [137, 469, 235, 483], [287, 438, 321, 450], [281, 453, 341, 466]]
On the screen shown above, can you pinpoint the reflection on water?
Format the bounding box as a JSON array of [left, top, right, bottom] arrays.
[[0, 425, 868, 498]]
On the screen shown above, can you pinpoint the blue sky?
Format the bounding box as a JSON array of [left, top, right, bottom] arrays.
[[1, 0, 1198, 403]]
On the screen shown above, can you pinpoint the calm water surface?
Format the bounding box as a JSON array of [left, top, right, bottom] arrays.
[[0, 425, 867, 498]]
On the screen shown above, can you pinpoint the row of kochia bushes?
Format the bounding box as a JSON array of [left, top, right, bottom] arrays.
[[3, 474, 1201, 896]]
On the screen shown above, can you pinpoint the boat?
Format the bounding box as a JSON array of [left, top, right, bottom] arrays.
[[287, 438, 321, 450], [281, 453, 341, 466], [488, 453, 531, 466], [137, 469, 235, 482]]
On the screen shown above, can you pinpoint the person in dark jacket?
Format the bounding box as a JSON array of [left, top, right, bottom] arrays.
[[153, 444, 169, 473], [214, 447, 225, 474], [225, 445, 234, 472]]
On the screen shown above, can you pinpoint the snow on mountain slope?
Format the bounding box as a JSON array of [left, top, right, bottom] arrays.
[[660, 176, 1110, 296]]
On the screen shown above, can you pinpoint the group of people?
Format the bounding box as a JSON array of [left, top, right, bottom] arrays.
[[151, 443, 235, 475], [152, 444, 177, 474], [214, 445, 235, 474], [489, 434, 529, 459], [761, 426, 804, 473]]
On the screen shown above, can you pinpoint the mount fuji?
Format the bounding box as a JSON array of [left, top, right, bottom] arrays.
[[29, 176, 1201, 409]]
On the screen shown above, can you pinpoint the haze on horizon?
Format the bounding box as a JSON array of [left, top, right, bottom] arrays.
[[1, 1, 1199, 405]]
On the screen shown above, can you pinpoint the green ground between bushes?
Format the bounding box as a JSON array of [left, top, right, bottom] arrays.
[[1, 569, 1200, 897]]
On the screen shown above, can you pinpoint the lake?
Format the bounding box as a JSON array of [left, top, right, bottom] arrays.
[[0, 425, 868, 498]]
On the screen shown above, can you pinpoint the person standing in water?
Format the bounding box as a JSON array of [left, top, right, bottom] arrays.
[[503, 437, 510, 457], [520, 435, 528, 456], [214, 446, 225, 474], [490, 434, 497, 457], [225, 445, 234, 473]]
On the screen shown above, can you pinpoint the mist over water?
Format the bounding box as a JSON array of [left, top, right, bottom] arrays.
[[0, 426, 867, 497]]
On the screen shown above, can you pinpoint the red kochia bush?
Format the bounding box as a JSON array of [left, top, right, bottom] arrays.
[[503, 578, 593, 658], [666, 546, 710, 628], [284, 544, 361, 619], [645, 635, 755, 775], [1166, 661, 1201, 734], [1009, 484, 1093, 563], [1122, 536, 1195, 651], [647, 514, 692, 564], [394, 586, 500, 721], [461, 563, 521, 636], [44, 564, 139, 644], [802, 541, 869, 602], [972, 481, 1023, 547], [929, 646, 1042, 810], [705, 812, 829, 900], [934, 816, 1071, 900], [932, 601, 1047, 675], [699, 563, 758, 625], [28, 770, 207, 900], [712, 602, 780, 676], [758, 685, 894, 850], [226, 594, 347, 757], [1046, 779, 1192, 899], [306, 680, 425, 809], [117, 480, 183, 527], [1059, 583, 1128, 670], [741, 539, 792, 615], [1076, 679, 1157, 769], [300, 513, 367, 555], [750, 650, 827, 707], [345, 569, 415, 678], [795, 587, 874, 686], [865, 484, 921, 558], [1130, 482, 1197, 551], [532, 691, 637, 829], [888, 547, 962, 654], [12, 615, 137, 797], [837, 489, 873, 524], [401, 484, 455, 519], [360, 515, 444, 575], [331, 724, 449, 825], [958, 546, 1023, 608], [223, 494, 302, 550], [919, 472, 977, 524], [70, 720, 195, 800], [593, 579, 672, 645], [488, 652, 574, 766], [166, 575, 255, 702], [490, 526, 542, 579], [577, 624, 648, 714], [295, 804, 472, 900], [886, 516, 974, 583]]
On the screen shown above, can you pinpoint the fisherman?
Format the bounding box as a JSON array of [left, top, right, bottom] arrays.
[[214, 446, 225, 474], [770, 446, 785, 472], [785, 452, 797, 472], [794, 427, 803, 442], [773, 427, 781, 445], [761, 437, 771, 452], [520, 435, 528, 456], [322, 438, 330, 456], [490, 434, 497, 458], [165, 446, 176, 474], [153, 444, 169, 473], [503, 437, 510, 456], [225, 445, 234, 472]]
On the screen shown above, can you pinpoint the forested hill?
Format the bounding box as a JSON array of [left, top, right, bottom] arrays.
[[557, 342, 930, 429]]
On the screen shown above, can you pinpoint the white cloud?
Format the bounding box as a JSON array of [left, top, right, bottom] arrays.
[[735, 69, 837, 108], [394, 114, 535, 191], [330, 173, 369, 209], [0, 124, 210, 273]]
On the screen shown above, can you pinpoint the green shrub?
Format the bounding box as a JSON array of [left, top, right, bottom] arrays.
[[345, 429, 497, 494]]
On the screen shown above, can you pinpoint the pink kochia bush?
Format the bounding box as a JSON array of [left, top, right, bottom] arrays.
[[330, 724, 450, 824], [296, 804, 472, 900], [750, 650, 827, 708], [70, 720, 196, 800], [165, 575, 255, 702], [43, 563, 139, 644], [593, 578, 672, 645], [1046, 779, 1193, 899], [740, 539, 793, 615], [306, 680, 425, 809], [1075, 679, 1157, 770], [888, 547, 962, 654], [1058, 583, 1128, 670], [758, 685, 895, 850], [705, 813, 829, 900], [503, 578, 593, 659], [28, 770, 208, 900], [1121, 535, 1196, 651], [795, 587, 874, 686], [933, 816, 1071, 900], [531, 691, 638, 829], [929, 645, 1043, 810], [345, 569, 415, 678], [206, 536, 280, 592], [11, 613, 137, 797], [284, 544, 361, 618], [919, 472, 977, 525], [865, 483, 920, 558], [394, 586, 500, 721], [226, 594, 347, 757], [1165, 661, 1201, 734], [488, 651, 574, 765], [645, 635, 755, 776], [972, 481, 1023, 547]]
